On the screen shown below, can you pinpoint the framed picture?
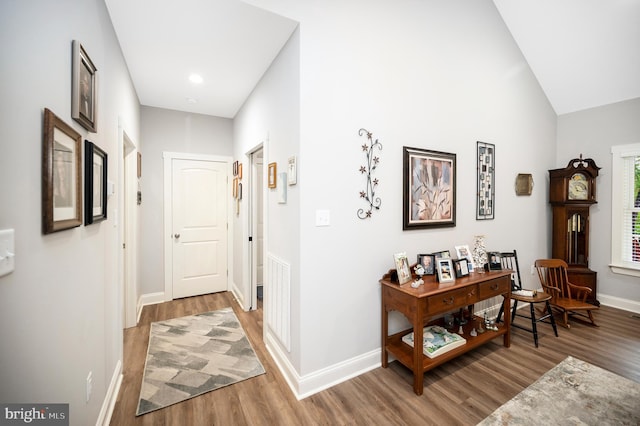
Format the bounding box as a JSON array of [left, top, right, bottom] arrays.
[[455, 244, 475, 270], [277, 172, 287, 204], [268, 162, 277, 188], [403, 146, 456, 229], [137, 152, 142, 178], [42, 108, 82, 234], [436, 258, 455, 283], [233, 161, 238, 176], [233, 177, 238, 198], [84, 140, 107, 225], [394, 252, 412, 285], [432, 250, 451, 259], [288, 156, 297, 185], [477, 141, 495, 220], [487, 251, 502, 271], [453, 258, 470, 278], [238, 163, 243, 179], [71, 40, 98, 132], [417, 254, 436, 275], [515, 173, 533, 196]]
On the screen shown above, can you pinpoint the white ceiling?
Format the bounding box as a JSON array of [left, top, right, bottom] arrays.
[[105, 0, 640, 118]]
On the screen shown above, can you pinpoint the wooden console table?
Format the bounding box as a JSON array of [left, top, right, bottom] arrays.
[[380, 269, 512, 395]]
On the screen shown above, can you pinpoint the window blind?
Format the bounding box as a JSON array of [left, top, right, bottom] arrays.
[[621, 155, 640, 263]]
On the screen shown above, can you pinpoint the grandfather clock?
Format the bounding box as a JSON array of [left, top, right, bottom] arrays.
[[548, 155, 600, 305]]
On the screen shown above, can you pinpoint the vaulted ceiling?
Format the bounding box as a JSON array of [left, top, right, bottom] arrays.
[[105, 0, 640, 118]]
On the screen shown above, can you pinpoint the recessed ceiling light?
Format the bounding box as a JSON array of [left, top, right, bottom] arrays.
[[186, 97, 198, 104], [189, 74, 203, 84]]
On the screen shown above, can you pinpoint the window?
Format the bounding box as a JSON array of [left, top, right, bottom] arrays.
[[610, 143, 640, 277]]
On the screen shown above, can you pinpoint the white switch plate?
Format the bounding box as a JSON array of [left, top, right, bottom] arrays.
[[0, 229, 15, 277], [315, 210, 330, 227]]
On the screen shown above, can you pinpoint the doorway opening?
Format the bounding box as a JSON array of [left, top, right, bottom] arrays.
[[249, 146, 264, 311]]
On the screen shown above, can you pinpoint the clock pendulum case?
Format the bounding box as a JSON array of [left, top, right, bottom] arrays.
[[548, 155, 601, 305]]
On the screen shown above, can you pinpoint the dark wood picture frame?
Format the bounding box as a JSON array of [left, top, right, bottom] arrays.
[[417, 254, 436, 275], [42, 108, 82, 234], [72, 40, 98, 132], [84, 140, 108, 225], [476, 141, 495, 220], [487, 251, 502, 271], [453, 258, 470, 278], [403, 146, 456, 229]]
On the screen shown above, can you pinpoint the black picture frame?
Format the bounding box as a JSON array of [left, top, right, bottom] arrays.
[[403, 146, 456, 229], [453, 258, 470, 278], [487, 251, 502, 271], [42, 108, 83, 234], [417, 254, 436, 275], [432, 250, 451, 259], [476, 141, 495, 220], [84, 140, 107, 225], [72, 40, 98, 132]]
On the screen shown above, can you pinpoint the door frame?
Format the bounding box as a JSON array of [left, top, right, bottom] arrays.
[[163, 152, 233, 301], [246, 145, 265, 311]]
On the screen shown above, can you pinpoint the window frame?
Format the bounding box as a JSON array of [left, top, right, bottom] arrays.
[[610, 143, 640, 277]]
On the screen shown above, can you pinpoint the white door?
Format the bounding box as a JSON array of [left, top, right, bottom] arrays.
[[172, 159, 228, 298]]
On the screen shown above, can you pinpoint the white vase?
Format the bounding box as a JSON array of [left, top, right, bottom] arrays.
[[473, 235, 487, 273]]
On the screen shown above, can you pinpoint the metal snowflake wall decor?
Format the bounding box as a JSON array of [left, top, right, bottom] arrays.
[[357, 128, 382, 219]]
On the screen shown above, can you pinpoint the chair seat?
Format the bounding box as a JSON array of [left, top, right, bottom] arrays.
[[511, 291, 552, 303], [553, 298, 600, 311]]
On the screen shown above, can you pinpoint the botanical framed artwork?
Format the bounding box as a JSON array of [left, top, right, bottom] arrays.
[[453, 258, 470, 278], [455, 244, 474, 270], [417, 254, 436, 275], [436, 258, 455, 283], [268, 162, 277, 188], [403, 146, 456, 229], [71, 40, 98, 132], [42, 108, 82, 234], [84, 140, 107, 225], [394, 252, 412, 285], [476, 141, 495, 220]]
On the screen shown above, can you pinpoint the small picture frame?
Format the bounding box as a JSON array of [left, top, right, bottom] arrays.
[[233, 161, 238, 176], [453, 258, 470, 278], [42, 108, 83, 234], [233, 177, 238, 198], [238, 163, 243, 179], [487, 252, 502, 271], [515, 173, 534, 196], [71, 40, 98, 132], [417, 254, 436, 275], [432, 250, 451, 259], [436, 258, 455, 283], [287, 156, 297, 185], [84, 140, 107, 225], [394, 252, 412, 285], [455, 244, 475, 270], [268, 162, 277, 188], [277, 172, 287, 204]]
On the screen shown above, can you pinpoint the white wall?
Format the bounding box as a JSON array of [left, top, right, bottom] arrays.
[[245, 0, 557, 387], [139, 106, 233, 296], [0, 0, 140, 424], [557, 97, 640, 307]]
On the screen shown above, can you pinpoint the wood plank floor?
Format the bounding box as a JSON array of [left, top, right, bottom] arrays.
[[110, 292, 640, 426]]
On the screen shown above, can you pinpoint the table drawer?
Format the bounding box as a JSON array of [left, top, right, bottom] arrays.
[[427, 286, 478, 314], [478, 278, 509, 298]]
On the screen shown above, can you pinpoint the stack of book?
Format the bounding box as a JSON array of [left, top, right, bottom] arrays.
[[402, 325, 466, 358]]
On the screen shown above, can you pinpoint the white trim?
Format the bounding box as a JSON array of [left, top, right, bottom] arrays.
[[599, 293, 640, 314], [162, 152, 233, 302], [137, 292, 165, 322], [97, 360, 122, 426], [609, 263, 640, 278]]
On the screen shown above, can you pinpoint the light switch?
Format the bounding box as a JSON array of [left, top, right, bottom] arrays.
[[316, 210, 330, 227], [0, 229, 15, 277]]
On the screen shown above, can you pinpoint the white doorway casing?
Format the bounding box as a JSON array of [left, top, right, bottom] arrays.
[[248, 146, 265, 311], [163, 152, 233, 301]]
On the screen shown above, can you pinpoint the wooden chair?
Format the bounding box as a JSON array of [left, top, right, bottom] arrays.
[[534, 259, 598, 328], [496, 250, 558, 347]]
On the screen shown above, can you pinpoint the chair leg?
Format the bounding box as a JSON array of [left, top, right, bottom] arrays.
[[587, 310, 598, 327], [511, 300, 519, 322], [546, 301, 558, 337], [529, 303, 539, 348], [563, 311, 570, 329], [496, 303, 504, 324]]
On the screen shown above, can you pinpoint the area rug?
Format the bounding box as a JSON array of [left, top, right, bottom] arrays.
[[136, 307, 265, 415], [478, 356, 640, 425]]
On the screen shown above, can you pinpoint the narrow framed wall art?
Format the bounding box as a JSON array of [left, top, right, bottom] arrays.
[[476, 141, 495, 220]]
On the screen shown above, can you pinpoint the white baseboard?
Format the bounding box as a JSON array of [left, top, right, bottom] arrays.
[[264, 331, 380, 400], [137, 292, 166, 323], [599, 293, 640, 314], [97, 360, 123, 426]]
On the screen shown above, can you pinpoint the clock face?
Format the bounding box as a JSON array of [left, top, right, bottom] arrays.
[[568, 173, 589, 200]]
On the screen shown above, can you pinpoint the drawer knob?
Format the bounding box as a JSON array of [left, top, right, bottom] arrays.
[[490, 284, 499, 290], [443, 297, 454, 305]]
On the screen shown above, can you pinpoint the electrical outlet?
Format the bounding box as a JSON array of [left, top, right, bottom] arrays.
[[86, 371, 93, 403]]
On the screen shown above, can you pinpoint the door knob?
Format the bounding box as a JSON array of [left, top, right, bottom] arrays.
[[174, 233, 180, 239]]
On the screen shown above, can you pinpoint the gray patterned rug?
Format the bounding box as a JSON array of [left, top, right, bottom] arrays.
[[478, 356, 640, 425], [136, 307, 265, 415]]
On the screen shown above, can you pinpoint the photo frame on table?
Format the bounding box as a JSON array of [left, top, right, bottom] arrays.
[[455, 244, 475, 270], [476, 141, 495, 220], [432, 250, 451, 259], [453, 258, 470, 278], [417, 254, 436, 275], [403, 146, 456, 230], [268, 162, 277, 188], [487, 251, 502, 271], [71, 40, 98, 132], [436, 258, 455, 283], [84, 140, 107, 225], [394, 252, 412, 285], [42, 108, 83, 234]]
